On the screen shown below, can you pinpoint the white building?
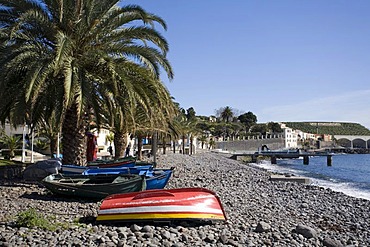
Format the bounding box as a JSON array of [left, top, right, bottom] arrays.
[[280, 123, 298, 148]]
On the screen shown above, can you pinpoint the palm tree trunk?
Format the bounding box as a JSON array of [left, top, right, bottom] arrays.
[[49, 137, 57, 158], [151, 132, 157, 165], [114, 131, 126, 159], [172, 140, 176, 153], [182, 135, 185, 155], [162, 136, 166, 154], [62, 104, 86, 166], [137, 134, 143, 160], [190, 136, 193, 155]]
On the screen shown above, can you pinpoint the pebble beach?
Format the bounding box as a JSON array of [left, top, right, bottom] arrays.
[[0, 151, 369, 246]]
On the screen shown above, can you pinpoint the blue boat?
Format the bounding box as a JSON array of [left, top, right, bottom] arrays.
[[82, 165, 153, 176], [144, 169, 173, 190], [83, 167, 173, 190], [61, 161, 149, 175]]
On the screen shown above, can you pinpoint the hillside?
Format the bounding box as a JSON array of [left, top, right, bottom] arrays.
[[284, 122, 370, 135]]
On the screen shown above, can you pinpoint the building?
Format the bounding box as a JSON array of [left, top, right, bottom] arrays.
[[282, 126, 298, 148]]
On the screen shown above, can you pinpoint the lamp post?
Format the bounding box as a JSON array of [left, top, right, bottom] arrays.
[[21, 124, 26, 163]]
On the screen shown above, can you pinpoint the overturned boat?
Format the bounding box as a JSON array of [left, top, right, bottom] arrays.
[[96, 187, 227, 223]]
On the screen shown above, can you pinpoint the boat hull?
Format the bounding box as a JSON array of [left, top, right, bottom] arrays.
[[96, 187, 227, 223], [82, 165, 153, 176], [145, 169, 173, 190], [83, 168, 173, 190], [61, 160, 138, 175], [42, 174, 146, 200], [87, 158, 136, 168]]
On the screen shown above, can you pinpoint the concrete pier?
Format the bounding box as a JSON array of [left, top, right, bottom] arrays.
[[270, 174, 310, 184], [230, 151, 334, 166]]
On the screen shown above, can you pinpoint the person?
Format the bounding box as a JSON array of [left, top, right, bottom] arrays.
[[125, 145, 130, 157], [107, 145, 113, 156], [86, 132, 98, 162]]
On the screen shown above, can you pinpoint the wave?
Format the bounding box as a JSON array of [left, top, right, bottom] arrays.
[[249, 160, 370, 201]]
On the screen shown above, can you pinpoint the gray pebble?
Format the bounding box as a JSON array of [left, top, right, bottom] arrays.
[[0, 152, 369, 246]]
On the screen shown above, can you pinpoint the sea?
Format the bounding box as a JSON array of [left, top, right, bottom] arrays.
[[249, 153, 370, 201]]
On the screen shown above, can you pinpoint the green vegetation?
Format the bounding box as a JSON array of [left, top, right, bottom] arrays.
[[0, 1, 175, 165], [284, 122, 370, 135], [15, 208, 56, 231], [0, 134, 21, 159], [0, 159, 17, 166], [15, 208, 85, 231]]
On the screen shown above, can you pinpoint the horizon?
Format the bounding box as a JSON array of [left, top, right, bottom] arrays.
[[123, 1, 370, 129]]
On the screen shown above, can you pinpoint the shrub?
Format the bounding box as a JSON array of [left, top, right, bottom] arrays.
[[15, 208, 55, 231]]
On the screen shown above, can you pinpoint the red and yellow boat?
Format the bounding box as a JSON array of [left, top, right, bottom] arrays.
[[96, 188, 227, 223]]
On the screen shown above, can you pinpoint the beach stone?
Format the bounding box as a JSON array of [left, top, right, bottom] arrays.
[[130, 224, 142, 232], [141, 225, 153, 232], [323, 237, 344, 247], [295, 224, 317, 239], [1, 152, 370, 246], [161, 230, 171, 240], [143, 232, 153, 239], [255, 222, 271, 233], [218, 234, 229, 244], [180, 233, 190, 242]]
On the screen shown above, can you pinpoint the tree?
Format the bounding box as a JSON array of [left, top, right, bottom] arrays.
[[186, 107, 196, 121], [216, 106, 234, 123], [267, 122, 282, 133], [0, 1, 173, 165], [198, 135, 208, 149], [250, 124, 267, 136], [100, 65, 176, 159], [0, 134, 21, 160], [238, 112, 257, 133]]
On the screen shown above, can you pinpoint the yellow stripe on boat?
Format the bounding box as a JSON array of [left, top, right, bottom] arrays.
[[96, 213, 225, 221]]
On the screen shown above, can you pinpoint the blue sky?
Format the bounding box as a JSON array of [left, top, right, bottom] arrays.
[[123, 0, 370, 128]]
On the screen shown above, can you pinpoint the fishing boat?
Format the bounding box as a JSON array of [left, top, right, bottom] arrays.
[[144, 169, 173, 190], [41, 173, 146, 200], [87, 156, 137, 168], [82, 167, 173, 190], [81, 165, 153, 176], [61, 164, 90, 175], [61, 158, 142, 175], [96, 187, 227, 223]]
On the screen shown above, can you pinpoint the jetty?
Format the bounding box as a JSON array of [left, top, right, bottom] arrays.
[[230, 150, 333, 166]]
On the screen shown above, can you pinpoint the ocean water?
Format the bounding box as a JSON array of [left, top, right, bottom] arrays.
[[249, 154, 370, 201]]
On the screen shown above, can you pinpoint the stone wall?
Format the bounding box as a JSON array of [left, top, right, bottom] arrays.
[[215, 138, 285, 152], [0, 164, 25, 179]]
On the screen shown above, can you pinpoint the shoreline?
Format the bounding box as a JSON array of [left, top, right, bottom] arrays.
[[248, 154, 370, 201], [1, 151, 369, 246]]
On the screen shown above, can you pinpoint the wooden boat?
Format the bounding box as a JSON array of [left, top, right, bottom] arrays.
[[96, 187, 227, 223], [61, 157, 154, 175], [61, 164, 90, 174], [83, 167, 173, 190], [87, 156, 137, 168], [41, 174, 146, 200], [61, 158, 140, 175], [81, 165, 153, 176], [144, 169, 173, 190]]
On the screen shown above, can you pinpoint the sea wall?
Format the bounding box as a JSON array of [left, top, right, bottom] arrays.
[[215, 138, 285, 152], [0, 164, 25, 179]]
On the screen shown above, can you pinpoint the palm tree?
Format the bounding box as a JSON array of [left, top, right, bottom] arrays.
[[220, 106, 234, 123], [0, 135, 21, 160], [0, 1, 173, 165], [99, 64, 176, 159], [198, 135, 208, 149], [36, 113, 61, 158]]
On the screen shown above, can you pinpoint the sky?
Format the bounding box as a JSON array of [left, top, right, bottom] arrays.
[[123, 0, 370, 129]]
